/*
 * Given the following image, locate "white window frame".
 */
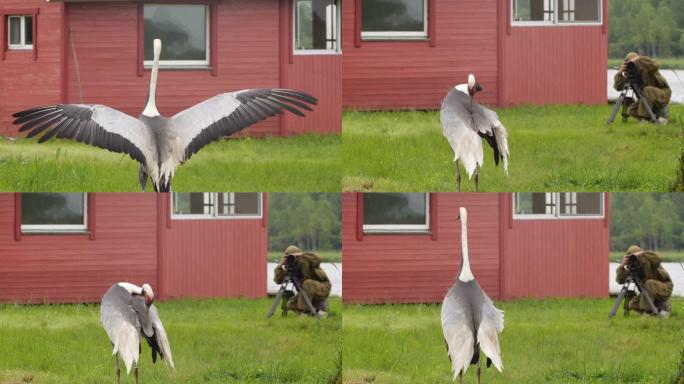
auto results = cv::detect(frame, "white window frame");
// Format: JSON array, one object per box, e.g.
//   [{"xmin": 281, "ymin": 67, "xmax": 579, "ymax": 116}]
[
  {"xmin": 293, "ymin": 0, "xmax": 342, "ymax": 55},
  {"xmin": 21, "ymin": 193, "xmax": 88, "ymax": 234},
  {"xmin": 143, "ymin": 4, "xmax": 210, "ymax": 68},
  {"xmin": 171, "ymin": 192, "xmax": 263, "ymax": 220},
  {"xmin": 512, "ymin": 193, "xmax": 604, "ymax": 220},
  {"xmin": 8, "ymin": 15, "xmax": 33, "ymax": 50},
  {"xmin": 361, "ymin": 0, "xmax": 428, "ymax": 40},
  {"xmin": 511, "ymin": 0, "xmax": 603, "ymax": 27},
  {"xmin": 363, "ymin": 193, "xmax": 430, "ymax": 233}
]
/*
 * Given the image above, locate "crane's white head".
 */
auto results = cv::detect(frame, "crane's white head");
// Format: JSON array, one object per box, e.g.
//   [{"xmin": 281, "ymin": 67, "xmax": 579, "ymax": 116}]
[
  {"xmin": 467, "ymin": 73, "xmax": 483, "ymax": 96},
  {"xmin": 456, "ymin": 207, "xmax": 474, "ymax": 282},
  {"xmin": 142, "ymin": 283, "xmax": 154, "ymax": 305}
]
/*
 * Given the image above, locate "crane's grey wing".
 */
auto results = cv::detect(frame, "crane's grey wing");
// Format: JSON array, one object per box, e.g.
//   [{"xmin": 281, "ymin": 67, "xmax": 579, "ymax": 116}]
[
  {"xmin": 441, "ymin": 92, "xmax": 484, "ymax": 178},
  {"xmin": 476, "ymin": 293, "xmax": 504, "ymax": 372},
  {"xmin": 148, "ymin": 304, "xmax": 175, "ymax": 369},
  {"xmin": 441, "ymin": 287, "xmax": 475, "ymax": 379},
  {"xmin": 100, "ymin": 286, "xmax": 141, "ymax": 374},
  {"xmin": 168, "ymin": 88, "xmax": 317, "ymax": 162},
  {"xmin": 12, "ymin": 105, "xmax": 155, "ymax": 166}
]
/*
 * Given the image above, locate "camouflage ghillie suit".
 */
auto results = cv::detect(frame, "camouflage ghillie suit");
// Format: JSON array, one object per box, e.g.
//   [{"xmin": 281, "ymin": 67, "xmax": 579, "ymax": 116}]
[
  {"xmin": 274, "ymin": 246, "xmax": 331, "ymax": 314},
  {"xmin": 613, "ymin": 53, "xmax": 671, "ymax": 120},
  {"xmin": 616, "ymin": 247, "xmax": 673, "ymax": 314}
]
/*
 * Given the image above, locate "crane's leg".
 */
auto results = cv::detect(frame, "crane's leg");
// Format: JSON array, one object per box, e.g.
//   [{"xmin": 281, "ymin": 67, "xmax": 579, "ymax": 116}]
[
  {"xmin": 458, "ymin": 370, "xmax": 463, "ymax": 384},
  {"xmin": 474, "ymin": 168, "xmax": 480, "ymax": 192},
  {"xmin": 455, "ymin": 160, "xmax": 462, "ymax": 192},
  {"xmin": 477, "ymin": 360, "xmax": 482, "ymax": 384},
  {"xmin": 114, "ymin": 355, "xmax": 120, "ymax": 384},
  {"xmin": 138, "ymin": 164, "xmax": 148, "ymax": 192},
  {"xmin": 134, "ymin": 362, "xmax": 139, "ymax": 384}
]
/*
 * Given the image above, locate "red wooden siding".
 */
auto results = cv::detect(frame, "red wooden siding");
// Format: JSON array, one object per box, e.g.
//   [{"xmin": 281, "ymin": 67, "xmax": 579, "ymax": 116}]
[
  {"xmin": 342, "ymin": 193, "xmax": 501, "ymax": 303},
  {"xmin": 343, "ymin": 192, "xmax": 610, "ymax": 304},
  {"xmin": 0, "ymin": 193, "xmax": 158, "ymax": 303},
  {"xmin": 499, "ymin": 194, "xmax": 610, "ymax": 299},
  {"xmin": 342, "ymin": 0, "xmax": 500, "ymax": 109},
  {"xmin": 0, "ymin": 1, "xmax": 64, "ymax": 135},
  {"xmin": 159, "ymin": 195, "xmax": 268, "ymax": 299}
]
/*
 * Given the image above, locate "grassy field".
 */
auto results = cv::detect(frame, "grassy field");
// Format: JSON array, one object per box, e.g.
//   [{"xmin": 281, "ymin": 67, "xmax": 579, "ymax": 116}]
[
  {"xmin": 0, "ymin": 298, "xmax": 341, "ymax": 384},
  {"xmin": 268, "ymin": 250, "xmax": 342, "ymax": 263},
  {"xmin": 342, "ymin": 299, "xmax": 684, "ymax": 384},
  {"xmin": 0, "ymin": 134, "xmax": 340, "ymax": 192},
  {"xmin": 610, "ymin": 251, "xmax": 684, "ymax": 263},
  {"xmin": 342, "ymin": 105, "xmax": 684, "ymax": 192},
  {"xmin": 608, "ymin": 57, "xmax": 684, "ymax": 70}
]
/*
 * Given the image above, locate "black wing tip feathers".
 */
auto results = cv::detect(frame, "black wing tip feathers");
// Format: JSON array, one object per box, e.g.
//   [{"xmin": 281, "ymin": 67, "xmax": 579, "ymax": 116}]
[{"xmin": 12, "ymin": 105, "xmax": 59, "ymax": 119}]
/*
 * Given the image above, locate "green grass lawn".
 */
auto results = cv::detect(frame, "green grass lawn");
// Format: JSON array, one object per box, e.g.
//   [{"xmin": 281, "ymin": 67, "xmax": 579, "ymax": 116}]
[
  {"xmin": 0, "ymin": 298, "xmax": 341, "ymax": 384},
  {"xmin": 0, "ymin": 134, "xmax": 340, "ymax": 192},
  {"xmin": 343, "ymin": 299, "xmax": 684, "ymax": 384},
  {"xmin": 342, "ymin": 105, "xmax": 684, "ymax": 192},
  {"xmin": 268, "ymin": 250, "xmax": 342, "ymax": 263},
  {"xmin": 610, "ymin": 251, "xmax": 684, "ymax": 263},
  {"xmin": 608, "ymin": 57, "xmax": 684, "ymax": 70}
]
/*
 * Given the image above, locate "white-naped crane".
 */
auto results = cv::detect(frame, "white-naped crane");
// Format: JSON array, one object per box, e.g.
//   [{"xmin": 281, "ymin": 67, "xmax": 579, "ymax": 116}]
[
  {"xmin": 101, "ymin": 282, "xmax": 174, "ymax": 384},
  {"xmin": 12, "ymin": 39, "xmax": 317, "ymax": 192},
  {"xmin": 441, "ymin": 74, "xmax": 509, "ymax": 192},
  {"xmin": 441, "ymin": 207, "xmax": 504, "ymax": 383}
]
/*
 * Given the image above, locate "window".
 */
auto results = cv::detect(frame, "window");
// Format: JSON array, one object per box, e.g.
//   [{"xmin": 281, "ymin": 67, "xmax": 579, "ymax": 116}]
[
  {"xmin": 21, "ymin": 193, "xmax": 87, "ymax": 233},
  {"xmin": 8, "ymin": 15, "xmax": 33, "ymax": 50},
  {"xmin": 363, "ymin": 193, "xmax": 429, "ymax": 232},
  {"xmin": 513, "ymin": 193, "xmax": 603, "ymax": 219},
  {"xmin": 294, "ymin": 0, "xmax": 340, "ymax": 53},
  {"xmin": 362, "ymin": 0, "xmax": 427, "ymax": 40},
  {"xmin": 172, "ymin": 193, "xmax": 262, "ymax": 219},
  {"xmin": 511, "ymin": 0, "xmax": 601, "ymax": 25},
  {"xmin": 144, "ymin": 5, "xmax": 209, "ymax": 67}
]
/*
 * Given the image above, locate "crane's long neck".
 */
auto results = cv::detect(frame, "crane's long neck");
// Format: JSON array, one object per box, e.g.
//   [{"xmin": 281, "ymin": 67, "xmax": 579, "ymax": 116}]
[
  {"xmin": 458, "ymin": 213, "xmax": 474, "ymax": 282},
  {"xmin": 142, "ymin": 44, "xmax": 160, "ymax": 117}
]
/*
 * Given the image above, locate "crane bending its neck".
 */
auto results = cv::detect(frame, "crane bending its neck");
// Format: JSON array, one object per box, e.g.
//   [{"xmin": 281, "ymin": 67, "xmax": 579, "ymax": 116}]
[
  {"xmin": 142, "ymin": 39, "xmax": 161, "ymax": 117},
  {"xmin": 458, "ymin": 207, "xmax": 475, "ymax": 282}
]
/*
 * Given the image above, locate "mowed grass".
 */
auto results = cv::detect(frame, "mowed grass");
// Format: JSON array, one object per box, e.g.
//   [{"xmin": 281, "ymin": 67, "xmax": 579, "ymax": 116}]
[
  {"xmin": 610, "ymin": 250, "xmax": 684, "ymax": 263},
  {"xmin": 0, "ymin": 134, "xmax": 340, "ymax": 192},
  {"xmin": 343, "ymin": 299, "xmax": 684, "ymax": 384},
  {"xmin": 268, "ymin": 250, "xmax": 342, "ymax": 263},
  {"xmin": 342, "ymin": 105, "xmax": 684, "ymax": 192},
  {"xmin": 0, "ymin": 298, "xmax": 341, "ymax": 384}
]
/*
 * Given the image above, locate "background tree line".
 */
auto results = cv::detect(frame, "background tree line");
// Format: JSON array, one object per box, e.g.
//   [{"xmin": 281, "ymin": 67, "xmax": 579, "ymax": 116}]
[
  {"xmin": 611, "ymin": 193, "xmax": 684, "ymax": 251},
  {"xmin": 609, "ymin": 0, "xmax": 684, "ymax": 58},
  {"xmin": 268, "ymin": 193, "xmax": 341, "ymax": 252}
]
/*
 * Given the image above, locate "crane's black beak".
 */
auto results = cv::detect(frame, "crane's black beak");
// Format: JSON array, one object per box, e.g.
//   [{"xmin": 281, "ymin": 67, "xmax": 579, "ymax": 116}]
[
  {"xmin": 454, "ymin": 214, "xmax": 460, "ymax": 221},
  {"xmin": 475, "ymin": 83, "xmax": 483, "ymax": 93}
]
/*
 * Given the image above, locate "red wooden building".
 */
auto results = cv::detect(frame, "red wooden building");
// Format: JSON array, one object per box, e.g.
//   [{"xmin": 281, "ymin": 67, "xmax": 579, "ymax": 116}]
[
  {"xmin": 343, "ymin": 192, "xmax": 610, "ymax": 303},
  {"xmin": 342, "ymin": 0, "xmax": 608, "ymax": 109},
  {"xmin": 0, "ymin": 192, "xmax": 268, "ymax": 303},
  {"xmin": 0, "ymin": 0, "xmax": 341, "ymax": 136}
]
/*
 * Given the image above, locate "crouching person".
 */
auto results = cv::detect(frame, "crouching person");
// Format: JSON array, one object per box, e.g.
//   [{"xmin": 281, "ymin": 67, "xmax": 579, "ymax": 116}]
[
  {"xmin": 274, "ymin": 245, "xmax": 331, "ymax": 317},
  {"xmin": 613, "ymin": 52, "xmax": 671, "ymax": 124},
  {"xmin": 616, "ymin": 245, "xmax": 673, "ymax": 315}
]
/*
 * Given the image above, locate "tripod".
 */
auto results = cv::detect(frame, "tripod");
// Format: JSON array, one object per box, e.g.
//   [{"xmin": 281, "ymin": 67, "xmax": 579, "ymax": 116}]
[
  {"xmin": 607, "ymin": 78, "xmax": 657, "ymax": 125},
  {"xmin": 266, "ymin": 276, "xmax": 322, "ymax": 319},
  {"xmin": 609, "ymin": 273, "xmax": 660, "ymax": 318}
]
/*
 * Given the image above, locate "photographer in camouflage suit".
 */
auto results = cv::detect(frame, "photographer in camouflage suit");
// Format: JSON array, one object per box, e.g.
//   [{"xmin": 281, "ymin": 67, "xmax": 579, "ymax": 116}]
[
  {"xmin": 616, "ymin": 245, "xmax": 673, "ymax": 315},
  {"xmin": 613, "ymin": 52, "xmax": 671, "ymax": 124},
  {"xmin": 274, "ymin": 245, "xmax": 331, "ymax": 316}
]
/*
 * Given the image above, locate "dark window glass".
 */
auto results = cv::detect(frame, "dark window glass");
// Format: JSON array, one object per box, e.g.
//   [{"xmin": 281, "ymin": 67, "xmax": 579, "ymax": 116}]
[
  {"xmin": 144, "ymin": 5, "xmax": 207, "ymax": 62},
  {"xmin": 559, "ymin": 193, "xmax": 602, "ymax": 216},
  {"xmin": 8, "ymin": 17, "xmax": 21, "ymax": 45},
  {"xmin": 24, "ymin": 16, "xmax": 33, "ymax": 45},
  {"xmin": 22, "ymin": 193, "xmax": 85, "ymax": 225},
  {"xmin": 173, "ymin": 193, "xmax": 212, "ymax": 215},
  {"xmin": 514, "ymin": 193, "xmax": 556, "ymax": 215},
  {"xmin": 362, "ymin": 0, "xmax": 425, "ymax": 32},
  {"xmin": 513, "ymin": 0, "xmax": 554, "ymax": 22},
  {"xmin": 558, "ymin": 0, "xmax": 599, "ymax": 22},
  {"xmin": 295, "ymin": 0, "xmax": 338, "ymax": 50},
  {"xmin": 364, "ymin": 193, "xmax": 427, "ymax": 225}
]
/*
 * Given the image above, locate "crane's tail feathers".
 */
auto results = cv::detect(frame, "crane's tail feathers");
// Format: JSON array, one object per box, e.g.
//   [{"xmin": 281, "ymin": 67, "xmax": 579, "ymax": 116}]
[
  {"xmin": 477, "ymin": 295, "xmax": 505, "ymax": 372},
  {"xmin": 149, "ymin": 305, "xmax": 175, "ymax": 370},
  {"xmin": 112, "ymin": 323, "xmax": 140, "ymax": 374},
  {"xmin": 493, "ymin": 121, "xmax": 509, "ymax": 176}
]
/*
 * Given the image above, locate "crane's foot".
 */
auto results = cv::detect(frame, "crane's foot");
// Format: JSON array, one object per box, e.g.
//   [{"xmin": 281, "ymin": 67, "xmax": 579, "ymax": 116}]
[
  {"xmin": 477, "ymin": 361, "xmax": 481, "ymax": 384},
  {"xmin": 134, "ymin": 365, "xmax": 139, "ymax": 384},
  {"xmin": 115, "ymin": 356, "xmax": 120, "ymax": 384}
]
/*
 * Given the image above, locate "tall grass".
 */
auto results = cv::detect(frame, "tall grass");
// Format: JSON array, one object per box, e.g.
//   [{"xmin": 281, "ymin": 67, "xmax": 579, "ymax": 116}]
[
  {"xmin": 342, "ymin": 105, "xmax": 684, "ymax": 192},
  {"xmin": 0, "ymin": 134, "xmax": 341, "ymax": 192},
  {"xmin": 343, "ymin": 299, "xmax": 684, "ymax": 384},
  {"xmin": 0, "ymin": 298, "xmax": 341, "ymax": 383}
]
